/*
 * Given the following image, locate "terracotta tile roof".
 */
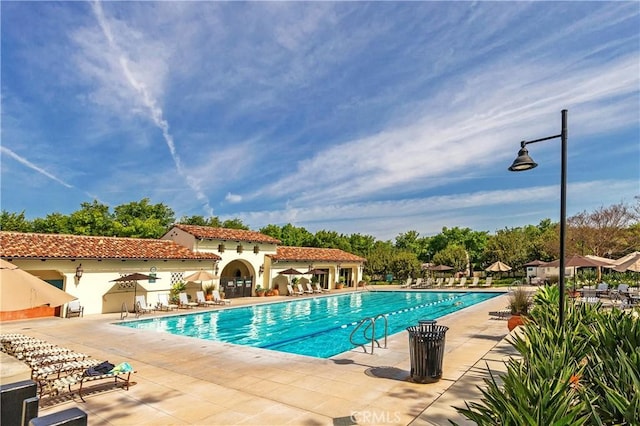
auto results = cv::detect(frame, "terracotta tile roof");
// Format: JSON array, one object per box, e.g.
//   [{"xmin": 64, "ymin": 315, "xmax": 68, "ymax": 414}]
[
  {"xmin": 0, "ymin": 231, "xmax": 221, "ymax": 261},
  {"xmin": 172, "ymin": 224, "xmax": 281, "ymax": 244},
  {"xmin": 270, "ymin": 246, "xmax": 366, "ymax": 263}
]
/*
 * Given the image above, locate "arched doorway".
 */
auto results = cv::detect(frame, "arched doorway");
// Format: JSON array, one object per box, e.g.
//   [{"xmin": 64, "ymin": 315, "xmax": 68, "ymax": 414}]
[{"xmin": 219, "ymin": 260, "xmax": 255, "ymax": 298}]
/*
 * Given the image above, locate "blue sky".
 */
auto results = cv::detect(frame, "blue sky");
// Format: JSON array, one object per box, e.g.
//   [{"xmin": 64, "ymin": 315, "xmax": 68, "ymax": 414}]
[{"xmin": 1, "ymin": 1, "xmax": 639, "ymax": 241}]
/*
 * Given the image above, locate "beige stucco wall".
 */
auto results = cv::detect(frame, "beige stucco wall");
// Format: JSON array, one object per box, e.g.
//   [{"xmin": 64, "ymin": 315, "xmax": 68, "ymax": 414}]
[{"xmin": 10, "ymin": 258, "xmax": 219, "ymax": 316}]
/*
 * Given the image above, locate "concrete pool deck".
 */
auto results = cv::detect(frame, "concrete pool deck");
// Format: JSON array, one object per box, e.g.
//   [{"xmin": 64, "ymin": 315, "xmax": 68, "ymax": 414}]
[{"xmin": 0, "ymin": 287, "xmax": 519, "ymax": 425}]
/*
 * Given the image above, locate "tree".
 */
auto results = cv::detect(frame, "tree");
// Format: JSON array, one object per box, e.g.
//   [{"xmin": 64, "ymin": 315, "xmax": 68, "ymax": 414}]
[
  {"xmin": 31, "ymin": 213, "xmax": 71, "ymax": 234},
  {"xmin": 429, "ymin": 227, "xmax": 488, "ymax": 272},
  {"xmin": 0, "ymin": 210, "xmax": 31, "ymax": 232},
  {"xmin": 67, "ymin": 201, "xmax": 114, "ymax": 236},
  {"xmin": 365, "ymin": 241, "xmax": 395, "ymax": 280},
  {"xmin": 178, "ymin": 215, "xmax": 222, "ymax": 227},
  {"xmin": 484, "ymin": 227, "xmax": 531, "ymax": 272},
  {"xmin": 567, "ymin": 202, "xmax": 639, "ymax": 257},
  {"xmin": 221, "ymin": 218, "xmax": 250, "ymax": 230},
  {"xmin": 112, "ymin": 199, "xmax": 175, "ymax": 238},
  {"xmin": 391, "ymin": 250, "xmax": 422, "ymax": 280},
  {"xmin": 309, "ymin": 230, "xmax": 351, "ymax": 251},
  {"xmin": 349, "ymin": 233, "xmax": 377, "ymax": 258},
  {"xmin": 432, "ymin": 244, "xmax": 468, "ymax": 274},
  {"xmin": 279, "ymin": 223, "xmax": 313, "ymax": 246}
]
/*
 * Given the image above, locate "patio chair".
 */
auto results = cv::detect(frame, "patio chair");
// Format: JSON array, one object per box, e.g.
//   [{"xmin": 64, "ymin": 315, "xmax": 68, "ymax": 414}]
[
  {"xmin": 307, "ymin": 283, "xmax": 321, "ymax": 294},
  {"xmin": 157, "ymin": 294, "xmax": 178, "ymax": 311},
  {"xmin": 178, "ymin": 292, "xmax": 198, "ymax": 309},
  {"xmin": 455, "ymin": 277, "xmax": 467, "ymax": 288},
  {"xmin": 400, "ymin": 277, "xmax": 413, "ymax": 288},
  {"xmin": 66, "ymin": 300, "xmax": 84, "ymax": 318},
  {"xmin": 135, "ymin": 295, "xmax": 155, "ymax": 314},
  {"xmin": 195, "ymin": 291, "xmax": 216, "ymax": 307},
  {"xmin": 410, "ymin": 278, "xmax": 423, "ymax": 288},
  {"xmin": 467, "ymin": 277, "xmax": 480, "ymax": 288},
  {"xmin": 287, "ymin": 284, "xmax": 302, "ymax": 296},
  {"xmin": 443, "ymin": 277, "xmax": 455, "ymax": 288},
  {"xmin": 212, "ymin": 290, "xmax": 231, "ymax": 305},
  {"xmin": 433, "ymin": 277, "xmax": 444, "ymax": 288},
  {"xmin": 315, "ymin": 283, "xmax": 330, "ymax": 293},
  {"xmin": 480, "ymin": 277, "xmax": 493, "ymax": 287},
  {"xmin": 298, "ymin": 283, "xmax": 313, "ymax": 294}
]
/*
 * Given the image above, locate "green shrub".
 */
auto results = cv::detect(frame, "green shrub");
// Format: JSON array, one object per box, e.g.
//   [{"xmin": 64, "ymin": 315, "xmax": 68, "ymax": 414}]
[{"xmin": 455, "ymin": 285, "xmax": 640, "ymax": 425}]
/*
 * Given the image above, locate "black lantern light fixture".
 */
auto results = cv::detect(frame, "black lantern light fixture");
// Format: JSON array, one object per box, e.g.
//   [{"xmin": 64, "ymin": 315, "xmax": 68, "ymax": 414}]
[
  {"xmin": 509, "ymin": 109, "xmax": 568, "ymax": 327},
  {"xmin": 259, "ymin": 265, "xmax": 264, "ymax": 275},
  {"xmin": 75, "ymin": 264, "xmax": 84, "ymax": 282}
]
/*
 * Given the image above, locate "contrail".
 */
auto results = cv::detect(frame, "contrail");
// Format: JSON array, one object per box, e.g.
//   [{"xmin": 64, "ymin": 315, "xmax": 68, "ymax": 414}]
[
  {"xmin": 1, "ymin": 146, "xmax": 103, "ymax": 202},
  {"xmin": 1, "ymin": 146, "xmax": 73, "ymax": 188},
  {"xmin": 91, "ymin": 0, "xmax": 214, "ymax": 216}
]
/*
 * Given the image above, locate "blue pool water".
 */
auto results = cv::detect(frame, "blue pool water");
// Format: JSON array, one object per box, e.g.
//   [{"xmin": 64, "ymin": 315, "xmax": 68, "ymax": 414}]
[{"xmin": 118, "ymin": 291, "xmax": 500, "ymax": 358}]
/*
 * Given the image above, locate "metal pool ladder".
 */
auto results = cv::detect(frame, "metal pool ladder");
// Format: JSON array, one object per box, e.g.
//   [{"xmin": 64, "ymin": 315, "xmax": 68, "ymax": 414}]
[{"xmin": 349, "ymin": 314, "xmax": 388, "ymax": 354}]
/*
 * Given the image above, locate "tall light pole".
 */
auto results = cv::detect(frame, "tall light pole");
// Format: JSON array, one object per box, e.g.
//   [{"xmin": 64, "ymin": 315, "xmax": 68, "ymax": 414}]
[{"xmin": 509, "ymin": 109, "xmax": 568, "ymax": 327}]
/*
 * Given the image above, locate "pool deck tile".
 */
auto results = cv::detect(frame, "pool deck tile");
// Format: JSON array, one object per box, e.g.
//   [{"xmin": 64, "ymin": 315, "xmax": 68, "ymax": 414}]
[{"xmin": 0, "ymin": 286, "xmax": 520, "ymax": 425}]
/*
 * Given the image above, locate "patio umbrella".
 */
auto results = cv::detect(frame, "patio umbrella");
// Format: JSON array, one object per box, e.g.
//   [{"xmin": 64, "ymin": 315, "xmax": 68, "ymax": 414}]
[
  {"xmin": 613, "ymin": 252, "xmax": 640, "ymax": 273},
  {"xmin": 485, "ymin": 261, "xmax": 512, "ymax": 272},
  {"xmin": 184, "ymin": 270, "xmax": 216, "ymax": 282},
  {"xmin": 306, "ymin": 268, "xmax": 328, "ymax": 275},
  {"xmin": 0, "ymin": 259, "xmax": 76, "ymax": 311},
  {"xmin": 110, "ymin": 273, "xmax": 159, "ymax": 310},
  {"xmin": 428, "ymin": 264, "xmax": 453, "ymax": 271},
  {"xmin": 278, "ymin": 268, "xmax": 304, "ymax": 276},
  {"xmin": 523, "ymin": 259, "xmax": 545, "ymax": 267},
  {"xmin": 543, "ymin": 255, "xmax": 611, "ymax": 291}
]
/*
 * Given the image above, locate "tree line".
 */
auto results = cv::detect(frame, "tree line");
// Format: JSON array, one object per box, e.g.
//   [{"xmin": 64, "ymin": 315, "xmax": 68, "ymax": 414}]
[{"xmin": 1, "ymin": 197, "xmax": 638, "ymax": 280}]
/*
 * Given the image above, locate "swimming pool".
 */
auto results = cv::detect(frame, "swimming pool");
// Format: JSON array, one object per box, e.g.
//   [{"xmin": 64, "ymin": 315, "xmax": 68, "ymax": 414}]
[{"xmin": 119, "ymin": 291, "xmax": 500, "ymax": 358}]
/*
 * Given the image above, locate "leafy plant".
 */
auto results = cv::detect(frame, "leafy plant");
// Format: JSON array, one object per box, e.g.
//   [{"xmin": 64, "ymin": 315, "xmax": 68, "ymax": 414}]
[
  {"xmin": 169, "ymin": 281, "xmax": 186, "ymax": 304},
  {"xmin": 455, "ymin": 284, "xmax": 640, "ymax": 425}
]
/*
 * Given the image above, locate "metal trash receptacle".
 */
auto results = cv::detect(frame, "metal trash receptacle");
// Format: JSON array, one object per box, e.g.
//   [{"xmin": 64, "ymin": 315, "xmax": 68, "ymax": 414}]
[{"xmin": 407, "ymin": 320, "xmax": 448, "ymax": 383}]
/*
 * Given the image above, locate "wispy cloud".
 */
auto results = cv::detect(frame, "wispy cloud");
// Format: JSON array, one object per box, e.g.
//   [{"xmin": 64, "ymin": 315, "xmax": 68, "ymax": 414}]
[{"xmin": 79, "ymin": 1, "xmax": 214, "ymax": 216}]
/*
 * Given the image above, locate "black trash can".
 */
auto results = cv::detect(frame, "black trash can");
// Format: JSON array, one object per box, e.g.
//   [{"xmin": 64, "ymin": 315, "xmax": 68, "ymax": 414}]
[{"xmin": 407, "ymin": 320, "xmax": 448, "ymax": 383}]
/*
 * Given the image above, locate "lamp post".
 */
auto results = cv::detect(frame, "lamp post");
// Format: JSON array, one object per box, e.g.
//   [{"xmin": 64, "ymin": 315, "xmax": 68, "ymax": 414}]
[{"xmin": 509, "ymin": 109, "xmax": 568, "ymax": 327}]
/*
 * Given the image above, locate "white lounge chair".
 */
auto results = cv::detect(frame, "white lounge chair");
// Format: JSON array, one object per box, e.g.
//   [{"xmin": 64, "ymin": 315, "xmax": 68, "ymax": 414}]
[
  {"xmin": 298, "ymin": 283, "xmax": 313, "ymax": 294},
  {"xmin": 212, "ymin": 290, "xmax": 231, "ymax": 305},
  {"xmin": 400, "ymin": 278, "xmax": 413, "ymax": 288},
  {"xmin": 315, "ymin": 283, "xmax": 330, "ymax": 293},
  {"xmin": 433, "ymin": 277, "xmax": 443, "ymax": 288},
  {"xmin": 287, "ymin": 284, "xmax": 302, "ymax": 296},
  {"xmin": 157, "ymin": 294, "xmax": 178, "ymax": 311},
  {"xmin": 455, "ymin": 277, "xmax": 467, "ymax": 288},
  {"xmin": 411, "ymin": 278, "xmax": 423, "ymax": 288},
  {"xmin": 307, "ymin": 283, "xmax": 321, "ymax": 294},
  {"xmin": 467, "ymin": 277, "xmax": 480, "ymax": 288},
  {"xmin": 135, "ymin": 295, "xmax": 155, "ymax": 313},
  {"xmin": 195, "ymin": 291, "xmax": 216, "ymax": 307},
  {"xmin": 178, "ymin": 292, "xmax": 198, "ymax": 309},
  {"xmin": 480, "ymin": 277, "xmax": 493, "ymax": 288},
  {"xmin": 443, "ymin": 277, "xmax": 455, "ymax": 288}
]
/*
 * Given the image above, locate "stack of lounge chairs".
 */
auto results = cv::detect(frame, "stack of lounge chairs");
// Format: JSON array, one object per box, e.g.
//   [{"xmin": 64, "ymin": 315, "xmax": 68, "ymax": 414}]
[{"xmin": 1, "ymin": 333, "xmax": 134, "ymax": 403}]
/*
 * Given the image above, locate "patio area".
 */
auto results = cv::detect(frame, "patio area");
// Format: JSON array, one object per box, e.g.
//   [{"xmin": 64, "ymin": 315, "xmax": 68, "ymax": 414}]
[{"xmin": 1, "ymin": 287, "xmax": 516, "ymax": 425}]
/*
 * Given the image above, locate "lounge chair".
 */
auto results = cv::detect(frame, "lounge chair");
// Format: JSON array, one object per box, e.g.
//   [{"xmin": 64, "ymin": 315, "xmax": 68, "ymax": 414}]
[
  {"xmin": 432, "ymin": 277, "xmax": 443, "ymax": 288},
  {"xmin": 443, "ymin": 277, "xmax": 455, "ymax": 288},
  {"xmin": 489, "ymin": 309, "xmax": 511, "ymax": 319},
  {"xmin": 467, "ymin": 277, "xmax": 480, "ymax": 288},
  {"xmin": 410, "ymin": 278, "xmax": 423, "ymax": 288},
  {"xmin": 455, "ymin": 277, "xmax": 467, "ymax": 288},
  {"xmin": 287, "ymin": 284, "xmax": 302, "ymax": 296},
  {"xmin": 178, "ymin": 292, "xmax": 198, "ymax": 309},
  {"xmin": 195, "ymin": 291, "xmax": 216, "ymax": 307},
  {"xmin": 298, "ymin": 283, "xmax": 313, "ymax": 294},
  {"xmin": 212, "ymin": 290, "xmax": 231, "ymax": 305},
  {"xmin": 315, "ymin": 283, "xmax": 330, "ymax": 293},
  {"xmin": 135, "ymin": 295, "xmax": 155, "ymax": 314},
  {"xmin": 66, "ymin": 300, "xmax": 84, "ymax": 318},
  {"xmin": 400, "ymin": 277, "xmax": 413, "ymax": 288},
  {"xmin": 480, "ymin": 277, "xmax": 493, "ymax": 288},
  {"xmin": 157, "ymin": 294, "xmax": 178, "ymax": 311},
  {"xmin": 307, "ymin": 283, "xmax": 321, "ymax": 294}
]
